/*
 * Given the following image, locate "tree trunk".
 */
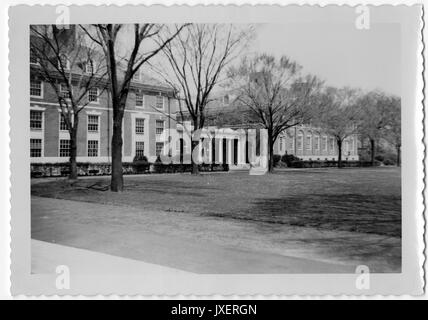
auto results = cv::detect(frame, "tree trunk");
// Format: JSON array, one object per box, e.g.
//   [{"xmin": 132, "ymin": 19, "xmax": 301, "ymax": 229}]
[
  {"xmin": 268, "ymin": 133, "xmax": 274, "ymax": 173},
  {"xmin": 370, "ymin": 138, "xmax": 376, "ymax": 166},
  {"xmin": 69, "ymin": 128, "xmax": 78, "ymax": 180},
  {"xmin": 396, "ymin": 145, "xmax": 401, "ymax": 167},
  {"xmin": 191, "ymin": 140, "xmax": 199, "ymax": 174},
  {"xmin": 191, "ymin": 118, "xmax": 200, "ymax": 175},
  {"xmin": 337, "ymin": 139, "xmax": 343, "ymax": 168},
  {"xmin": 110, "ymin": 106, "xmax": 125, "ymax": 192}
]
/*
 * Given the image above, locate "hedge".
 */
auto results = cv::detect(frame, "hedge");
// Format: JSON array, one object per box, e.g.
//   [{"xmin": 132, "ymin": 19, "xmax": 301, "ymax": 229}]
[{"xmin": 31, "ymin": 161, "xmax": 229, "ymax": 178}]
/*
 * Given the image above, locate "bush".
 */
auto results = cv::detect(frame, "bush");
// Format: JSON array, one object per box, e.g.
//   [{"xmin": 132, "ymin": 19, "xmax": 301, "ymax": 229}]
[
  {"xmin": 281, "ymin": 154, "xmax": 299, "ymax": 167},
  {"xmin": 375, "ymin": 155, "xmax": 384, "ymax": 162},
  {"xmin": 132, "ymin": 155, "xmax": 150, "ymax": 173},
  {"xmin": 383, "ymin": 159, "xmax": 395, "ymax": 166},
  {"xmin": 273, "ymin": 154, "xmax": 282, "ymax": 167}
]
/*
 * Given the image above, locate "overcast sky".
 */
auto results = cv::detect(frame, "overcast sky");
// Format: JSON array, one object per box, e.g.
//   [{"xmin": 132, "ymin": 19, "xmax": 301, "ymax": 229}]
[{"xmin": 249, "ymin": 23, "xmax": 401, "ymax": 97}]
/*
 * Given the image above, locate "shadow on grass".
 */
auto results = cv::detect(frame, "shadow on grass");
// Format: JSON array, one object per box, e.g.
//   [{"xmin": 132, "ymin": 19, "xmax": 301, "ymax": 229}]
[{"xmin": 203, "ymin": 193, "xmax": 401, "ymax": 238}]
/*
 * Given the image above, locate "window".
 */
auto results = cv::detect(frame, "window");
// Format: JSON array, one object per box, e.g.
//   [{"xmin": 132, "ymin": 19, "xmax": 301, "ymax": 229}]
[
  {"xmin": 60, "ymin": 115, "xmax": 68, "ymax": 131},
  {"xmin": 135, "ymin": 118, "xmax": 145, "ymax": 134},
  {"xmin": 87, "ymin": 140, "xmax": 98, "ymax": 157},
  {"xmin": 288, "ymin": 137, "xmax": 294, "ymax": 151},
  {"xmin": 297, "ymin": 133, "xmax": 303, "ymax": 150},
  {"xmin": 59, "ymin": 139, "xmax": 70, "ymax": 157},
  {"xmin": 156, "ymin": 142, "xmax": 164, "ymax": 156},
  {"xmin": 156, "ymin": 95, "xmax": 164, "ymax": 109},
  {"xmin": 133, "ymin": 70, "xmax": 141, "ymax": 81},
  {"xmin": 136, "ymin": 92, "xmax": 144, "ymax": 107},
  {"xmin": 30, "ymin": 80, "xmax": 42, "ymax": 97},
  {"xmin": 88, "ymin": 87, "xmax": 99, "ymax": 103},
  {"xmin": 30, "ymin": 139, "xmax": 42, "ymax": 157},
  {"xmin": 30, "ymin": 51, "xmax": 38, "ymax": 64},
  {"xmin": 314, "ymin": 136, "xmax": 320, "ymax": 150},
  {"xmin": 306, "ymin": 135, "xmax": 312, "ymax": 151},
  {"xmin": 330, "ymin": 138, "xmax": 335, "ymax": 152},
  {"xmin": 30, "ymin": 110, "xmax": 43, "ymax": 130},
  {"xmin": 60, "ymin": 83, "xmax": 72, "ymax": 99},
  {"xmin": 58, "ymin": 54, "xmax": 70, "ymax": 70},
  {"xmin": 135, "ymin": 141, "xmax": 145, "ymax": 157},
  {"xmin": 156, "ymin": 120, "xmax": 164, "ymax": 135},
  {"xmin": 85, "ymin": 60, "xmax": 94, "ymax": 74},
  {"xmin": 87, "ymin": 115, "xmax": 99, "ymax": 132},
  {"xmin": 279, "ymin": 137, "xmax": 283, "ymax": 151}
]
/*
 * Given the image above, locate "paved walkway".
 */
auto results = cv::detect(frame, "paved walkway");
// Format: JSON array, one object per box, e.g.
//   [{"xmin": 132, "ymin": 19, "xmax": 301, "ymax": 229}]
[
  {"xmin": 32, "ymin": 239, "xmax": 191, "ymax": 275},
  {"xmin": 31, "ymin": 196, "xmax": 365, "ymax": 274}
]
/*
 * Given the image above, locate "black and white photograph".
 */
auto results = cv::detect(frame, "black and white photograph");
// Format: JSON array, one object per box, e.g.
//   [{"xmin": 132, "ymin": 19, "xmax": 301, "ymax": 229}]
[{"xmin": 6, "ymin": 4, "xmax": 424, "ymax": 296}]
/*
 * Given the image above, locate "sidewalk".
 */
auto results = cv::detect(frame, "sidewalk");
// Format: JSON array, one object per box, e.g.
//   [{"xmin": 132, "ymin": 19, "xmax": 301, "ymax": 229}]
[
  {"xmin": 31, "ymin": 196, "xmax": 359, "ymax": 274},
  {"xmin": 32, "ymin": 239, "xmax": 191, "ymax": 275}
]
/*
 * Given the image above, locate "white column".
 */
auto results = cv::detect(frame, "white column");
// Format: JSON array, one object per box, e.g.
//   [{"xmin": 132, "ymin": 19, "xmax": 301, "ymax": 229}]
[
  {"xmin": 227, "ymin": 138, "xmax": 233, "ymax": 165},
  {"xmin": 218, "ymin": 137, "xmax": 223, "ymax": 164}
]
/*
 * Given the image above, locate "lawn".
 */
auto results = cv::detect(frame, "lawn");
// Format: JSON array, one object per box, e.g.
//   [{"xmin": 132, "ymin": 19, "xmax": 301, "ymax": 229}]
[{"xmin": 32, "ymin": 167, "xmax": 401, "ymax": 238}]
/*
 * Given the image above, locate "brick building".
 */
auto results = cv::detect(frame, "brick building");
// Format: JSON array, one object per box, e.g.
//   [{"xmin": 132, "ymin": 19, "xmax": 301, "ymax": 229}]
[{"xmin": 30, "ymin": 63, "xmax": 178, "ymax": 164}]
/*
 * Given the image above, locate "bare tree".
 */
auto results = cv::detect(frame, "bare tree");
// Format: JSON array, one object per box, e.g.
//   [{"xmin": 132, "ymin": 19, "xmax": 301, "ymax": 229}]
[
  {"xmin": 228, "ymin": 54, "xmax": 323, "ymax": 172},
  {"xmin": 30, "ymin": 25, "xmax": 108, "ymax": 179},
  {"xmin": 154, "ymin": 24, "xmax": 254, "ymax": 174},
  {"xmin": 315, "ymin": 87, "xmax": 361, "ymax": 168},
  {"xmin": 81, "ymin": 24, "xmax": 187, "ymax": 191},
  {"xmin": 356, "ymin": 91, "xmax": 395, "ymax": 166},
  {"xmin": 382, "ymin": 96, "xmax": 401, "ymax": 166}
]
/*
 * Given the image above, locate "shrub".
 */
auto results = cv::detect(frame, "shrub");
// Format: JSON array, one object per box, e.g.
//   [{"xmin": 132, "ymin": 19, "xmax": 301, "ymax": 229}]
[
  {"xmin": 383, "ymin": 159, "xmax": 395, "ymax": 166},
  {"xmin": 281, "ymin": 154, "xmax": 299, "ymax": 167},
  {"xmin": 133, "ymin": 155, "xmax": 148, "ymax": 163},
  {"xmin": 273, "ymin": 154, "xmax": 282, "ymax": 167}
]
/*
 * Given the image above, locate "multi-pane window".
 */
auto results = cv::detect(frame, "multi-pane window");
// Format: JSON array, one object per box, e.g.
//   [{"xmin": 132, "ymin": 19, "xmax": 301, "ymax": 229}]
[
  {"xmin": 323, "ymin": 136, "xmax": 328, "ymax": 151},
  {"xmin": 279, "ymin": 137, "xmax": 283, "ymax": 152},
  {"xmin": 135, "ymin": 141, "xmax": 145, "ymax": 157},
  {"xmin": 58, "ymin": 54, "xmax": 70, "ymax": 70},
  {"xmin": 329, "ymin": 138, "xmax": 335, "ymax": 152},
  {"xmin": 88, "ymin": 87, "xmax": 99, "ymax": 102},
  {"xmin": 60, "ymin": 115, "xmax": 68, "ymax": 131},
  {"xmin": 156, "ymin": 120, "xmax": 164, "ymax": 135},
  {"xmin": 30, "ymin": 110, "xmax": 43, "ymax": 130},
  {"xmin": 85, "ymin": 60, "xmax": 94, "ymax": 74},
  {"xmin": 135, "ymin": 118, "xmax": 145, "ymax": 134},
  {"xmin": 314, "ymin": 136, "xmax": 320, "ymax": 150},
  {"xmin": 87, "ymin": 115, "xmax": 99, "ymax": 132},
  {"xmin": 136, "ymin": 92, "xmax": 144, "ymax": 107},
  {"xmin": 156, "ymin": 95, "xmax": 164, "ymax": 109},
  {"xmin": 87, "ymin": 140, "xmax": 98, "ymax": 157},
  {"xmin": 297, "ymin": 134, "xmax": 303, "ymax": 150},
  {"xmin": 30, "ymin": 51, "xmax": 38, "ymax": 64},
  {"xmin": 30, "ymin": 80, "xmax": 42, "ymax": 97},
  {"xmin": 133, "ymin": 70, "xmax": 141, "ymax": 81},
  {"xmin": 306, "ymin": 135, "xmax": 312, "ymax": 151},
  {"xmin": 60, "ymin": 83, "xmax": 72, "ymax": 99},
  {"xmin": 156, "ymin": 142, "xmax": 164, "ymax": 156},
  {"xmin": 30, "ymin": 139, "xmax": 42, "ymax": 157},
  {"xmin": 59, "ymin": 139, "xmax": 70, "ymax": 157}
]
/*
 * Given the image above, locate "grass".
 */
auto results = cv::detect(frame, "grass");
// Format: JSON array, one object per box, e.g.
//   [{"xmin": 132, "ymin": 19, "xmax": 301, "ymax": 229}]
[{"xmin": 31, "ymin": 167, "xmax": 401, "ymax": 238}]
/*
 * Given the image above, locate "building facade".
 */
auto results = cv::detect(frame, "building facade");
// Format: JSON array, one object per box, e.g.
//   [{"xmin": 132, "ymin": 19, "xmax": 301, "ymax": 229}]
[
  {"xmin": 30, "ymin": 64, "xmax": 178, "ymax": 164},
  {"xmin": 273, "ymin": 125, "xmax": 359, "ymax": 161}
]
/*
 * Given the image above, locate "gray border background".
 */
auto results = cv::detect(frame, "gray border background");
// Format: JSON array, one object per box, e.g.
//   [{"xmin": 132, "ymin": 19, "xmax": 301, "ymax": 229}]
[{"xmin": 9, "ymin": 4, "xmax": 424, "ymax": 295}]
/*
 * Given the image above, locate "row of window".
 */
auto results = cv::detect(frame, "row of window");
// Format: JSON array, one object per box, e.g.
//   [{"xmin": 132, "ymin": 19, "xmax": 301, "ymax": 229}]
[
  {"xmin": 31, "ymin": 80, "xmax": 99, "ymax": 103},
  {"xmin": 279, "ymin": 134, "xmax": 355, "ymax": 153},
  {"xmin": 31, "ymin": 111, "xmax": 165, "ymax": 136},
  {"xmin": 30, "ymin": 80, "xmax": 165, "ymax": 109},
  {"xmin": 30, "ymin": 52, "xmax": 96, "ymax": 75},
  {"xmin": 30, "ymin": 138, "xmax": 165, "ymax": 158}
]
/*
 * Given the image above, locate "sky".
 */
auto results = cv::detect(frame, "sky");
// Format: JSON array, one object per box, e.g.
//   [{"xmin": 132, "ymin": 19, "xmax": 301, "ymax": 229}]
[{"xmin": 248, "ymin": 23, "xmax": 401, "ymax": 97}]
